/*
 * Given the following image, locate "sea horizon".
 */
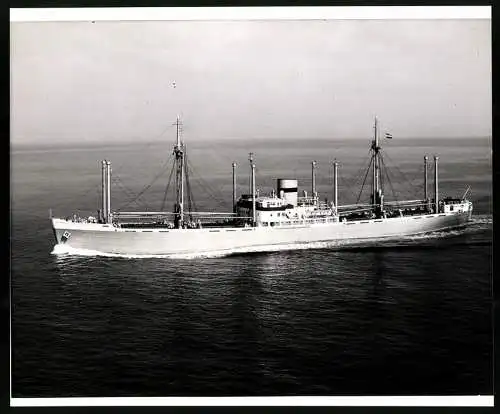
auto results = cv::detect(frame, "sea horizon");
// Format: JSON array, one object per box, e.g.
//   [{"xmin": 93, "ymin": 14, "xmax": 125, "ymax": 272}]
[{"xmin": 10, "ymin": 135, "xmax": 493, "ymax": 153}]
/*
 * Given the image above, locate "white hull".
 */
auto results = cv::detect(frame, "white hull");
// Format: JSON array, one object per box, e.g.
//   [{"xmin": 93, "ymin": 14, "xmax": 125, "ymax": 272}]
[{"xmin": 51, "ymin": 211, "xmax": 471, "ymax": 256}]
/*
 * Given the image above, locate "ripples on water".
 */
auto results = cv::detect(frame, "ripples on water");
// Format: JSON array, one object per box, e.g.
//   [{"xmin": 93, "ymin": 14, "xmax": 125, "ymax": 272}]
[
  {"xmin": 11, "ymin": 139, "xmax": 492, "ymax": 397},
  {"xmin": 12, "ymin": 216, "xmax": 492, "ymax": 397}
]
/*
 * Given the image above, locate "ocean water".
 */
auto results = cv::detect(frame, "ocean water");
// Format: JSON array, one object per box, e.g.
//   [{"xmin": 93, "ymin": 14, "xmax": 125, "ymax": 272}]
[{"xmin": 11, "ymin": 137, "xmax": 492, "ymax": 397}]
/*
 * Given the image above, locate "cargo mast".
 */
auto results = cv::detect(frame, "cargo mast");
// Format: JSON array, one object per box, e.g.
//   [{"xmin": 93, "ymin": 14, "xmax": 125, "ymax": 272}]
[
  {"xmin": 311, "ymin": 160, "xmax": 317, "ymax": 204},
  {"xmin": 174, "ymin": 115, "xmax": 184, "ymax": 228},
  {"xmin": 424, "ymin": 155, "xmax": 429, "ymax": 211},
  {"xmin": 101, "ymin": 160, "xmax": 107, "ymax": 223},
  {"xmin": 101, "ymin": 160, "xmax": 111, "ymax": 224},
  {"xmin": 249, "ymin": 152, "xmax": 256, "ymax": 226},
  {"xmin": 232, "ymin": 162, "xmax": 237, "ymax": 213},
  {"xmin": 371, "ymin": 117, "xmax": 382, "ymax": 216},
  {"xmin": 106, "ymin": 160, "xmax": 111, "ymax": 223},
  {"xmin": 434, "ymin": 156, "xmax": 439, "ymax": 214},
  {"xmin": 333, "ymin": 160, "xmax": 338, "ymax": 213}
]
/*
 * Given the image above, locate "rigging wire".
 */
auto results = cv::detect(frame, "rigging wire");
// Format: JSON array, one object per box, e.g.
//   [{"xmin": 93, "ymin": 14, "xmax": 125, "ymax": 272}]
[
  {"xmin": 189, "ymin": 179, "xmax": 229, "ymax": 210},
  {"xmin": 113, "ymin": 175, "xmax": 149, "ymax": 210},
  {"xmin": 110, "ymin": 123, "xmax": 176, "ymax": 179},
  {"xmin": 379, "ymin": 153, "xmax": 399, "ymax": 203},
  {"xmin": 115, "ymin": 155, "xmax": 173, "ymax": 211},
  {"xmin": 335, "ymin": 151, "xmax": 372, "ymax": 201},
  {"xmin": 75, "ymin": 160, "xmax": 117, "ymax": 205},
  {"xmin": 185, "ymin": 166, "xmax": 197, "ymax": 218},
  {"xmin": 79, "ymin": 177, "xmax": 102, "ymax": 203},
  {"xmin": 338, "ymin": 157, "xmax": 370, "ymax": 199},
  {"xmin": 351, "ymin": 151, "xmax": 374, "ymax": 187},
  {"xmin": 384, "ymin": 164, "xmax": 420, "ymax": 200},
  {"xmin": 159, "ymin": 161, "xmax": 176, "ymax": 212},
  {"xmin": 379, "ymin": 154, "xmax": 385, "ymax": 195},
  {"xmin": 356, "ymin": 155, "xmax": 374, "ymax": 205},
  {"xmin": 184, "ymin": 149, "xmax": 198, "ymax": 218},
  {"xmin": 70, "ymin": 123, "xmax": 177, "ymax": 210},
  {"xmin": 207, "ymin": 174, "xmax": 232, "ymax": 206},
  {"xmin": 204, "ymin": 143, "xmax": 237, "ymax": 173},
  {"xmin": 382, "ymin": 151, "xmax": 423, "ymax": 198},
  {"xmin": 338, "ymin": 170, "xmax": 363, "ymax": 201},
  {"xmin": 336, "ymin": 151, "xmax": 374, "ymax": 203},
  {"xmin": 187, "ymin": 159, "xmax": 231, "ymax": 210},
  {"xmin": 95, "ymin": 185, "xmax": 100, "ymax": 212}
]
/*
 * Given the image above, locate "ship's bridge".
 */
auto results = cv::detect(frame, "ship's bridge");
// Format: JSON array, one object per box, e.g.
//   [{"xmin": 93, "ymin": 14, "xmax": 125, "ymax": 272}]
[
  {"xmin": 255, "ymin": 197, "xmax": 293, "ymax": 226},
  {"xmin": 236, "ymin": 194, "xmax": 292, "ymax": 211},
  {"xmin": 256, "ymin": 197, "xmax": 288, "ymax": 210}
]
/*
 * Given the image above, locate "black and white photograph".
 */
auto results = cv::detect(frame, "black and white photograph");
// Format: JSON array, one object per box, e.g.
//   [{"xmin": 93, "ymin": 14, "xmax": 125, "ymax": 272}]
[{"xmin": 10, "ymin": 6, "xmax": 493, "ymax": 406}]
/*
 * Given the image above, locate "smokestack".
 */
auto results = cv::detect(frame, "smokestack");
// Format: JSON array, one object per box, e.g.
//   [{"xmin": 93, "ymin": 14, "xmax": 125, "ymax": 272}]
[
  {"xmin": 232, "ymin": 162, "xmax": 237, "ymax": 213},
  {"xmin": 434, "ymin": 156, "xmax": 439, "ymax": 214}
]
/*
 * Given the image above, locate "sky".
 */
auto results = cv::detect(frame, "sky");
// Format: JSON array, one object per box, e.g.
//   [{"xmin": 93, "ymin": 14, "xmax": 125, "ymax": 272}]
[{"xmin": 10, "ymin": 17, "xmax": 491, "ymax": 145}]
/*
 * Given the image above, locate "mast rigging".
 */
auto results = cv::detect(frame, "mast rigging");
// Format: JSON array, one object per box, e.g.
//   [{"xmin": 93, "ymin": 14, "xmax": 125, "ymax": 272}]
[{"xmin": 173, "ymin": 115, "xmax": 185, "ymax": 228}]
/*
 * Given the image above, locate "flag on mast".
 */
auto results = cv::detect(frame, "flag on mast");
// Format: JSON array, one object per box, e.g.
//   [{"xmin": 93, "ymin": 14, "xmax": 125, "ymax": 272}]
[{"xmin": 385, "ymin": 132, "xmax": 393, "ymax": 139}]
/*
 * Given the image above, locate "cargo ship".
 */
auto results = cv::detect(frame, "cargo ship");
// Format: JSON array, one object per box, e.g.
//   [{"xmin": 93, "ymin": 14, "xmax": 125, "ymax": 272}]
[{"xmin": 50, "ymin": 117, "xmax": 473, "ymax": 255}]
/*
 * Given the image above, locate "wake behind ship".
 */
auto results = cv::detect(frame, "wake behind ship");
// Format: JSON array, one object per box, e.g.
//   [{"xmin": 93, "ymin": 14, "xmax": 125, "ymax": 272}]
[{"xmin": 51, "ymin": 117, "xmax": 473, "ymax": 256}]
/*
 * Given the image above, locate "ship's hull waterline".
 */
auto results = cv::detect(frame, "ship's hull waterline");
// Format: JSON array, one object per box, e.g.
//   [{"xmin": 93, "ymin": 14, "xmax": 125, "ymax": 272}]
[{"xmin": 51, "ymin": 211, "xmax": 471, "ymax": 256}]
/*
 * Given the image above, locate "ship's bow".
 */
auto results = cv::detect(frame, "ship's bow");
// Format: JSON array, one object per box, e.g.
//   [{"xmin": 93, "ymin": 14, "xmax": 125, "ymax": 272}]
[{"xmin": 51, "ymin": 218, "xmax": 70, "ymax": 245}]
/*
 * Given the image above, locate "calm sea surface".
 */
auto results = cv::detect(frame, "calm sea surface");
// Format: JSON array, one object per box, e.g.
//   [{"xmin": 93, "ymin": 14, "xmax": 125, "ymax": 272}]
[{"xmin": 11, "ymin": 137, "xmax": 492, "ymax": 396}]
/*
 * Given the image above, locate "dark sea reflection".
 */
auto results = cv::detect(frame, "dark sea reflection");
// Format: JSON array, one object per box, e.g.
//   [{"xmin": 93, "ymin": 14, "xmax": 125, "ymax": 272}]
[{"xmin": 11, "ymin": 138, "xmax": 492, "ymax": 397}]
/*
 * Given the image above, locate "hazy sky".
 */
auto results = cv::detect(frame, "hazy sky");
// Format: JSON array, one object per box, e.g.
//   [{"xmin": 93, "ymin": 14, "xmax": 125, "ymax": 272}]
[{"xmin": 10, "ymin": 18, "xmax": 491, "ymax": 144}]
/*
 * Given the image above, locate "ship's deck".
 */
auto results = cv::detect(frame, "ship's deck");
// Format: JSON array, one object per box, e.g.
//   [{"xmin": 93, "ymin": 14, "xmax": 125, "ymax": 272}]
[
  {"xmin": 60, "ymin": 203, "xmax": 445, "ymax": 230},
  {"xmin": 117, "ymin": 220, "xmax": 247, "ymax": 229}
]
